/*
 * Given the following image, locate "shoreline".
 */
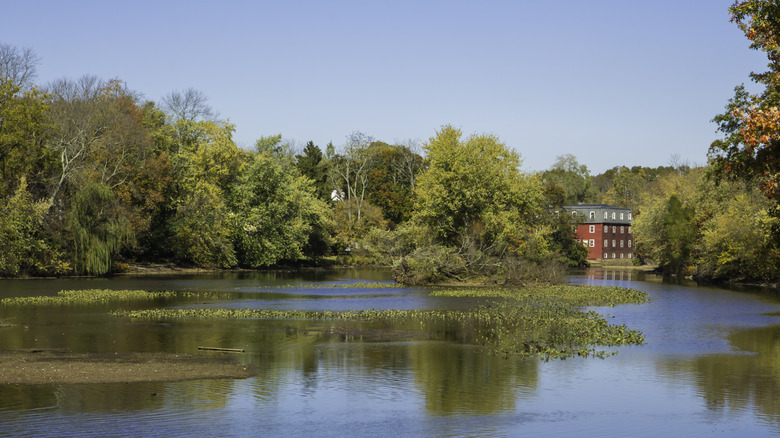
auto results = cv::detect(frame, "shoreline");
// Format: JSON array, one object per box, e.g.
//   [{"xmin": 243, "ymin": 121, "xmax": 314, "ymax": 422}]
[{"xmin": 0, "ymin": 350, "xmax": 256, "ymax": 385}]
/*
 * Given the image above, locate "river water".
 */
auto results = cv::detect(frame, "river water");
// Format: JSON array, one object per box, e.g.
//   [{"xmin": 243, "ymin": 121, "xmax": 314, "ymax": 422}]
[{"xmin": 1, "ymin": 268, "xmax": 780, "ymax": 437}]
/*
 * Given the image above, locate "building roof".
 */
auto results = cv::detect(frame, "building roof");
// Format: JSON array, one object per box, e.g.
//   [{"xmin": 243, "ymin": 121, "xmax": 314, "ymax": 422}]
[{"xmin": 561, "ymin": 204, "xmax": 632, "ymax": 224}]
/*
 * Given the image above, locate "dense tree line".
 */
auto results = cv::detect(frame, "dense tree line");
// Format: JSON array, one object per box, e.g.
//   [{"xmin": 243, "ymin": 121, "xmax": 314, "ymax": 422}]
[
  {"xmin": 531, "ymin": 1, "xmax": 780, "ymax": 284},
  {"xmin": 0, "ymin": 44, "xmax": 586, "ymax": 283},
  {"xmin": 536, "ymin": 151, "xmax": 780, "ymax": 282},
  {"xmin": 6, "ymin": 0, "xmax": 777, "ymax": 285}
]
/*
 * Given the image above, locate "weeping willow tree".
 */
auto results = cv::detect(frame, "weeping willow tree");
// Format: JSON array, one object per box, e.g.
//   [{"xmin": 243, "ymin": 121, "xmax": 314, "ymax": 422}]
[{"xmin": 67, "ymin": 183, "xmax": 132, "ymax": 275}]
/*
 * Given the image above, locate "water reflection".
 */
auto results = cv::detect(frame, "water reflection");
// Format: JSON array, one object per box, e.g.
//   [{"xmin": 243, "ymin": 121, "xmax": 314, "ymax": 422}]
[
  {"xmin": 410, "ymin": 342, "xmax": 537, "ymax": 415},
  {"xmin": 656, "ymin": 323, "xmax": 780, "ymax": 428},
  {"xmin": 3, "ymin": 268, "xmax": 780, "ymax": 436},
  {"xmin": 581, "ymin": 268, "xmax": 639, "ymax": 282}
]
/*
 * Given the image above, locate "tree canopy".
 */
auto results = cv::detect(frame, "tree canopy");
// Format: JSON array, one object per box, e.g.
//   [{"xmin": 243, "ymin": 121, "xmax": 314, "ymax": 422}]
[{"xmin": 709, "ymin": 1, "xmax": 780, "ymax": 200}]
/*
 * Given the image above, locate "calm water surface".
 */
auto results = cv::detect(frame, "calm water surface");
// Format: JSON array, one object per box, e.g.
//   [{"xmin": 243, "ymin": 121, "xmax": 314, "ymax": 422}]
[{"xmin": 2, "ymin": 268, "xmax": 780, "ymax": 437}]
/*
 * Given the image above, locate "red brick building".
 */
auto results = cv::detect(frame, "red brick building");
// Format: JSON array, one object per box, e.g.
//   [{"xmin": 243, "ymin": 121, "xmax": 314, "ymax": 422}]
[{"xmin": 563, "ymin": 204, "xmax": 634, "ymax": 261}]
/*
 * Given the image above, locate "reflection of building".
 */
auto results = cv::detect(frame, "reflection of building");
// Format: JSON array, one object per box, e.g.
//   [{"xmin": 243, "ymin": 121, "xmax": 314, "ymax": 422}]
[{"xmin": 562, "ymin": 204, "xmax": 634, "ymax": 260}]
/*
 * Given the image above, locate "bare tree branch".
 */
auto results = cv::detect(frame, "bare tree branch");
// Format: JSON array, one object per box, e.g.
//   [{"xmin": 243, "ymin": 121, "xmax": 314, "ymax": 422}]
[
  {"xmin": 0, "ymin": 43, "xmax": 39, "ymax": 90},
  {"xmin": 161, "ymin": 88, "xmax": 219, "ymax": 122}
]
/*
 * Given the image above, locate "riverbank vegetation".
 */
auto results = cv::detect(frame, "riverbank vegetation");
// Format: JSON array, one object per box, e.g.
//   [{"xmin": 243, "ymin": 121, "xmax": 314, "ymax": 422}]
[
  {"xmin": 2, "ymin": 2, "xmax": 780, "ymax": 285},
  {"xmin": 0, "ymin": 44, "xmax": 587, "ymax": 285},
  {"xmin": 112, "ymin": 284, "xmax": 648, "ymax": 360},
  {"xmin": 0, "ymin": 289, "xmax": 229, "ymax": 306}
]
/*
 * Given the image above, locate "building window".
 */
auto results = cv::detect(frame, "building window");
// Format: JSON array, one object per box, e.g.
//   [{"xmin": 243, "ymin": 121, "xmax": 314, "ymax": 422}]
[
  {"xmin": 620, "ymin": 240, "xmax": 624, "ymax": 248},
  {"xmin": 612, "ymin": 212, "xmax": 616, "ymax": 219},
  {"xmin": 603, "ymin": 225, "xmax": 608, "ymax": 233},
  {"xmin": 589, "ymin": 225, "xmax": 595, "ymax": 233},
  {"xmin": 612, "ymin": 240, "xmax": 616, "ymax": 247},
  {"xmin": 612, "ymin": 226, "xmax": 617, "ymax": 233},
  {"xmin": 628, "ymin": 226, "xmax": 632, "ymax": 234},
  {"xmin": 582, "ymin": 240, "xmax": 588, "ymax": 247},
  {"xmin": 589, "ymin": 239, "xmax": 595, "ymax": 247},
  {"xmin": 628, "ymin": 253, "xmax": 633, "ymax": 259},
  {"xmin": 604, "ymin": 253, "xmax": 608, "ymax": 259},
  {"xmin": 628, "ymin": 240, "xmax": 632, "ymax": 248},
  {"xmin": 620, "ymin": 253, "xmax": 624, "ymax": 258},
  {"xmin": 620, "ymin": 212, "xmax": 624, "ymax": 220},
  {"xmin": 589, "ymin": 211, "xmax": 595, "ymax": 219},
  {"xmin": 604, "ymin": 239, "xmax": 608, "ymax": 248},
  {"xmin": 612, "ymin": 253, "xmax": 616, "ymax": 259},
  {"xmin": 572, "ymin": 211, "xmax": 577, "ymax": 217},
  {"xmin": 628, "ymin": 212, "xmax": 632, "ymax": 220},
  {"xmin": 604, "ymin": 211, "xmax": 608, "ymax": 219},
  {"xmin": 620, "ymin": 226, "xmax": 625, "ymax": 234}
]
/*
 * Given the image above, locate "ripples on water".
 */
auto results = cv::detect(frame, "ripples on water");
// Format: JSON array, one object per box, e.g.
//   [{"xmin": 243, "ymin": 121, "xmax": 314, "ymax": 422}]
[{"xmin": 3, "ymin": 269, "xmax": 780, "ymax": 436}]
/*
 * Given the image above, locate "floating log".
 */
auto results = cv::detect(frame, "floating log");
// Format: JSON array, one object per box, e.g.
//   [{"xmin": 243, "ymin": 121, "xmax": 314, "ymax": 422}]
[{"xmin": 197, "ymin": 346, "xmax": 245, "ymax": 353}]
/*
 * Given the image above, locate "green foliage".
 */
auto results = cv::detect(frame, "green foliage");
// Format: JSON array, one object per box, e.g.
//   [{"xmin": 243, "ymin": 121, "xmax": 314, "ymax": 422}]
[
  {"xmin": 170, "ymin": 180, "xmax": 237, "ymax": 268},
  {"xmin": 67, "ymin": 183, "xmax": 132, "ymax": 275},
  {"xmin": 633, "ymin": 168, "xmax": 700, "ymax": 273},
  {"xmin": 231, "ymin": 150, "xmax": 333, "ymax": 267},
  {"xmin": 542, "ymin": 154, "xmax": 596, "ymax": 205},
  {"xmin": 0, "ymin": 83, "xmax": 54, "ymax": 200},
  {"xmin": 633, "ymin": 165, "xmax": 780, "ymax": 281},
  {"xmin": 430, "ymin": 284, "xmax": 649, "ymax": 306},
  {"xmin": 1, "ymin": 288, "xmax": 231, "ymax": 306},
  {"xmin": 543, "ymin": 212, "xmax": 589, "ymax": 267},
  {"xmin": 602, "ymin": 166, "xmax": 646, "ymax": 213},
  {"xmin": 694, "ymin": 179, "xmax": 780, "ymax": 281},
  {"xmin": 365, "ymin": 142, "xmax": 423, "ymax": 226},
  {"xmin": 395, "ymin": 126, "xmax": 551, "ymax": 284},
  {"xmin": 327, "ymin": 132, "xmax": 377, "ymax": 241},
  {"xmin": 708, "ymin": 2, "xmax": 780, "ymax": 201},
  {"xmin": 295, "ymin": 141, "xmax": 331, "ymax": 202},
  {"xmin": 167, "ymin": 120, "xmax": 246, "ymax": 268},
  {"xmin": 414, "ymin": 125, "xmax": 544, "ymax": 250},
  {"xmin": 0, "ymin": 178, "xmax": 67, "ymax": 276},
  {"xmin": 117, "ymin": 284, "xmax": 647, "ymax": 360},
  {"xmin": 658, "ymin": 195, "xmax": 697, "ymax": 274}
]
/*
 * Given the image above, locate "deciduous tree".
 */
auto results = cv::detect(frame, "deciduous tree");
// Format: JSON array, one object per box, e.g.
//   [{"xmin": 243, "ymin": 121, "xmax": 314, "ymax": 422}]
[
  {"xmin": 232, "ymin": 148, "xmax": 332, "ymax": 267},
  {"xmin": 709, "ymin": 1, "xmax": 780, "ymax": 200}
]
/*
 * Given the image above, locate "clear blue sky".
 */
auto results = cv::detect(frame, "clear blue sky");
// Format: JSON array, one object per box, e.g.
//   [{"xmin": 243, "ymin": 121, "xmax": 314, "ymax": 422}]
[{"xmin": 1, "ymin": 0, "xmax": 767, "ymax": 174}]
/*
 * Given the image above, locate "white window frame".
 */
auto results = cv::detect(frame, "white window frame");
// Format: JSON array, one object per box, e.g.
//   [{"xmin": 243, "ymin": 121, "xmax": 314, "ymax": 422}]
[
  {"xmin": 589, "ymin": 225, "xmax": 595, "ymax": 233},
  {"xmin": 589, "ymin": 239, "xmax": 595, "ymax": 247}
]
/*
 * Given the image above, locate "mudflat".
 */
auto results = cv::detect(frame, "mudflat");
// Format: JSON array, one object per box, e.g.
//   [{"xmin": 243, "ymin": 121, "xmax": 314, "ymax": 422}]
[{"xmin": 0, "ymin": 350, "xmax": 256, "ymax": 385}]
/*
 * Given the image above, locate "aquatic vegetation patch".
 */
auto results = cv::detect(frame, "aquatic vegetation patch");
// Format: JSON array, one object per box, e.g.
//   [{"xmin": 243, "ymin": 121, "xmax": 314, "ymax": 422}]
[
  {"xmin": 115, "ymin": 293, "xmax": 647, "ymax": 360},
  {"xmin": 430, "ymin": 285, "xmax": 649, "ymax": 307},
  {"xmin": 281, "ymin": 281, "xmax": 403, "ymax": 289},
  {"xmin": 0, "ymin": 289, "xmax": 230, "ymax": 306}
]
